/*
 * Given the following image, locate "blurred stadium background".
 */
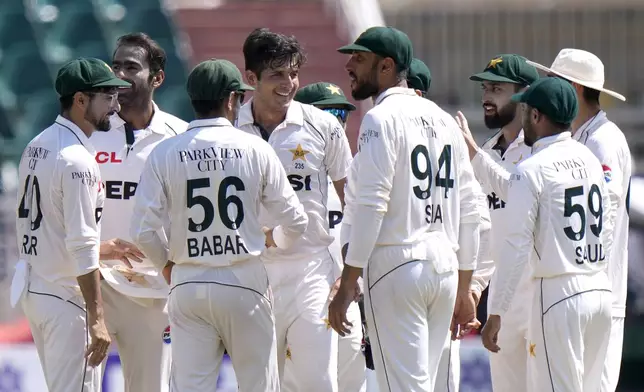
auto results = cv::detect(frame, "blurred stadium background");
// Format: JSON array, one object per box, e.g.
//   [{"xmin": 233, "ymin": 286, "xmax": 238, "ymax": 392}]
[{"xmin": 1, "ymin": 0, "xmax": 644, "ymax": 390}]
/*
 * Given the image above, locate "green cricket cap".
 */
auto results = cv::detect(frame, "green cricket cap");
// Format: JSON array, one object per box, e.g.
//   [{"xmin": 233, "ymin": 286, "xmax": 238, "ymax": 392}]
[
  {"xmin": 470, "ymin": 54, "xmax": 539, "ymax": 85},
  {"xmin": 511, "ymin": 77, "xmax": 578, "ymax": 125},
  {"xmin": 407, "ymin": 58, "xmax": 431, "ymax": 93},
  {"xmin": 294, "ymin": 82, "xmax": 356, "ymax": 111},
  {"xmin": 55, "ymin": 57, "xmax": 131, "ymax": 97},
  {"xmin": 186, "ymin": 59, "xmax": 254, "ymax": 101},
  {"xmin": 338, "ymin": 26, "xmax": 413, "ymax": 71}
]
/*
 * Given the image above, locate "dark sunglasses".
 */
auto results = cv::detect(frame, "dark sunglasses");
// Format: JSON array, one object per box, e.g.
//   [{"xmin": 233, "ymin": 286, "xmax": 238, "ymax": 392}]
[{"xmin": 323, "ymin": 108, "xmax": 348, "ymax": 123}]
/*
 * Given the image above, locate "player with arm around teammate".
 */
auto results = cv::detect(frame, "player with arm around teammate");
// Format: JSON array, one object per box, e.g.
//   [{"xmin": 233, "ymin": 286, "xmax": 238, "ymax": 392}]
[
  {"xmin": 482, "ymin": 77, "xmax": 615, "ymax": 392},
  {"xmin": 237, "ymin": 28, "xmax": 353, "ymax": 392},
  {"xmin": 10, "ymin": 58, "xmax": 130, "ymax": 392},
  {"xmin": 294, "ymin": 82, "xmax": 368, "ymax": 392},
  {"xmin": 526, "ymin": 49, "xmax": 630, "ymax": 392},
  {"xmin": 90, "ymin": 33, "xmax": 188, "ymax": 392},
  {"xmin": 329, "ymin": 26, "xmax": 482, "ymax": 392},
  {"xmin": 129, "ymin": 59, "xmax": 309, "ymax": 392}
]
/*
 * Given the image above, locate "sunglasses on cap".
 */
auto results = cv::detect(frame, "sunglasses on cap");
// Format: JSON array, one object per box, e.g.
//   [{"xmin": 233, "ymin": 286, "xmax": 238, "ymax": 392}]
[{"xmin": 323, "ymin": 108, "xmax": 348, "ymax": 123}]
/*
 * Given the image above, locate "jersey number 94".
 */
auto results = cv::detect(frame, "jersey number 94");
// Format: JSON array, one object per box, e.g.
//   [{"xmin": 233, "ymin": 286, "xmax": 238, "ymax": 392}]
[{"xmin": 410, "ymin": 144, "xmax": 454, "ymax": 224}]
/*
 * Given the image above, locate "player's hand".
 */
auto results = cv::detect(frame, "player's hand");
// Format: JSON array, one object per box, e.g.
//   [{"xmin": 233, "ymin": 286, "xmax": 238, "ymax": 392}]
[
  {"xmin": 328, "ymin": 277, "xmax": 361, "ymax": 303},
  {"xmin": 100, "ymin": 238, "xmax": 145, "ymax": 268},
  {"xmin": 481, "ymin": 314, "xmax": 502, "ymax": 353},
  {"xmin": 162, "ymin": 261, "xmax": 174, "ymax": 285},
  {"xmin": 85, "ymin": 314, "xmax": 111, "ymax": 367},
  {"xmin": 451, "ymin": 291, "xmax": 481, "ymax": 340},
  {"xmin": 471, "ymin": 289, "xmax": 481, "ymax": 307},
  {"xmin": 263, "ymin": 227, "xmax": 277, "ymax": 248},
  {"xmin": 454, "ymin": 111, "xmax": 480, "ymax": 161},
  {"xmin": 328, "ymin": 284, "xmax": 354, "ymax": 337}
]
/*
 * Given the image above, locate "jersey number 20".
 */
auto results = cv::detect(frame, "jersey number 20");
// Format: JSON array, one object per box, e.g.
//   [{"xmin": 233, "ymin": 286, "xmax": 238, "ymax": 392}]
[
  {"xmin": 187, "ymin": 177, "xmax": 245, "ymax": 232},
  {"xmin": 410, "ymin": 144, "xmax": 455, "ymax": 199}
]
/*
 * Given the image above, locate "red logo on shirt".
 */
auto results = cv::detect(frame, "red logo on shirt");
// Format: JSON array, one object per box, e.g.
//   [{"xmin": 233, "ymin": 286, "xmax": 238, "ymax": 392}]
[
  {"xmin": 602, "ymin": 164, "xmax": 612, "ymax": 183},
  {"xmin": 95, "ymin": 152, "xmax": 122, "ymax": 164}
]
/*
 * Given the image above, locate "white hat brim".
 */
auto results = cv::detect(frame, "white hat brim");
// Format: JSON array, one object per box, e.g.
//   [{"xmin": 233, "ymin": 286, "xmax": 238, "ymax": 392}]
[{"xmin": 526, "ymin": 60, "xmax": 626, "ymax": 102}]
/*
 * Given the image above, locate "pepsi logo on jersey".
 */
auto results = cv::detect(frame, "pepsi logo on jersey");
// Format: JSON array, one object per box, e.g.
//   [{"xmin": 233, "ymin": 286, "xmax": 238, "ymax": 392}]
[{"xmin": 162, "ymin": 326, "xmax": 171, "ymax": 344}]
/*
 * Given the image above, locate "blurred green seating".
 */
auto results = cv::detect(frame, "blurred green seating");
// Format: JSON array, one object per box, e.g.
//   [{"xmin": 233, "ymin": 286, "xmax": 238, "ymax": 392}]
[
  {"xmin": 0, "ymin": 43, "xmax": 53, "ymax": 107},
  {"xmin": 0, "ymin": 11, "xmax": 38, "ymax": 52},
  {"xmin": 0, "ymin": 107, "xmax": 14, "ymax": 140},
  {"xmin": 30, "ymin": 0, "xmax": 94, "ymax": 14},
  {"xmin": 155, "ymin": 85, "xmax": 193, "ymax": 122},
  {"xmin": 117, "ymin": 8, "xmax": 176, "ymax": 42},
  {"xmin": 18, "ymin": 90, "xmax": 60, "ymax": 138},
  {"xmin": 100, "ymin": 0, "xmax": 161, "ymax": 11},
  {"xmin": 41, "ymin": 10, "xmax": 110, "ymax": 66},
  {"xmin": 0, "ymin": 0, "xmax": 25, "ymax": 12},
  {"xmin": 160, "ymin": 51, "xmax": 188, "ymax": 89}
]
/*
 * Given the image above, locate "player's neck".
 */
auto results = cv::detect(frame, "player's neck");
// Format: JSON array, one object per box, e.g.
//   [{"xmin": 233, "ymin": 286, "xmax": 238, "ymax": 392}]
[
  {"xmin": 119, "ymin": 100, "xmax": 155, "ymax": 130},
  {"xmin": 571, "ymin": 103, "xmax": 601, "ymax": 135},
  {"xmin": 374, "ymin": 80, "xmax": 408, "ymax": 101},
  {"xmin": 499, "ymin": 117, "xmax": 522, "ymax": 148},
  {"xmin": 62, "ymin": 111, "xmax": 93, "ymax": 138},
  {"xmin": 251, "ymin": 98, "xmax": 287, "ymax": 133}
]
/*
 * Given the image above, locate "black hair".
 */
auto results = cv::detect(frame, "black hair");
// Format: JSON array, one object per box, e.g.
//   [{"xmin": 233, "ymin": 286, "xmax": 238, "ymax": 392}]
[
  {"xmin": 191, "ymin": 99, "xmax": 226, "ymax": 118},
  {"xmin": 59, "ymin": 95, "xmax": 74, "ymax": 111},
  {"xmin": 243, "ymin": 28, "xmax": 306, "ymax": 78},
  {"xmin": 115, "ymin": 32, "xmax": 166, "ymax": 74},
  {"xmin": 582, "ymin": 86, "xmax": 601, "ymax": 105}
]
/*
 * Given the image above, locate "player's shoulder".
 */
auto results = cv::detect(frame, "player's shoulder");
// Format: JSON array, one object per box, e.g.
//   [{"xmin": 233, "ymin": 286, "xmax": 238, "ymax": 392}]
[
  {"xmin": 155, "ymin": 107, "xmax": 189, "ymax": 135},
  {"xmin": 299, "ymin": 101, "xmax": 343, "ymax": 134},
  {"xmin": 584, "ymin": 118, "xmax": 629, "ymax": 152}
]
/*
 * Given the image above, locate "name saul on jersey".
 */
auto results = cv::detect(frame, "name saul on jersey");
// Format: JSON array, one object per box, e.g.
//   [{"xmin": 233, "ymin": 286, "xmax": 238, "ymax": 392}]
[{"xmin": 180, "ymin": 146, "xmax": 250, "ymax": 258}]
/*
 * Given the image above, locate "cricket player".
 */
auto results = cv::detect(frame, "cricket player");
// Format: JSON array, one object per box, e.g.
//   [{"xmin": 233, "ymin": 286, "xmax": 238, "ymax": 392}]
[
  {"xmin": 130, "ymin": 59, "xmax": 309, "ymax": 391},
  {"xmin": 482, "ymin": 77, "xmax": 615, "ymax": 392},
  {"xmin": 406, "ymin": 57, "xmax": 492, "ymax": 392},
  {"xmin": 294, "ymin": 82, "xmax": 367, "ymax": 392},
  {"xmin": 237, "ymin": 28, "xmax": 353, "ymax": 392},
  {"xmin": 526, "ymin": 49, "xmax": 630, "ymax": 392},
  {"xmin": 10, "ymin": 57, "xmax": 130, "ymax": 391},
  {"xmin": 89, "ymin": 33, "xmax": 188, "ymax": 392},
  {"xmin": 329, "ymin": 26, "xmax": 482, "ymax": 392},
  {"xmin": 454, "ymin": 54, "xmax": 539, "ymax": 392}
]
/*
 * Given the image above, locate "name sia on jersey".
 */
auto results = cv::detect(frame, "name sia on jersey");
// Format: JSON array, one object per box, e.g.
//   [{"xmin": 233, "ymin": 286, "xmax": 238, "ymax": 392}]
[{"xmin": 178, "ymin": 145, "xmax": 250, "ymax": 258}]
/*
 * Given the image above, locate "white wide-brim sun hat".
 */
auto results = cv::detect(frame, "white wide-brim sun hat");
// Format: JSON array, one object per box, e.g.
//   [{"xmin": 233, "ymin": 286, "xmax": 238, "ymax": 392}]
[{"xmin": 526, "ymin": 48, "xmax": 626, "ymax": 102}]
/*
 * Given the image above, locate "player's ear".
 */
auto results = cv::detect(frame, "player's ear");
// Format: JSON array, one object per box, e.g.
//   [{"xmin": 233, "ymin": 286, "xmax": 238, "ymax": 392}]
[
  {"xmin": 151, "ymin": 69, "xmax": 165, "ymax": 89},
  {"xmin": 245, "ymin": 70, "xmax": 258, "ymax": 87},
  {"xmin": 74, "ymin": 92, "xmax": 86, "ymax": 108},
  {"xmin": 226, "ymin": 91, "xmax": 236, "ymax": 112}
]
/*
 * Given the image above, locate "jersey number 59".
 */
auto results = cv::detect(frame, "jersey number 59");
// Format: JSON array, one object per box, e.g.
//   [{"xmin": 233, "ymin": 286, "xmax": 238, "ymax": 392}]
[{"xmin": 563, "ymin": 184, "xmax": 603, "ymax": 242}]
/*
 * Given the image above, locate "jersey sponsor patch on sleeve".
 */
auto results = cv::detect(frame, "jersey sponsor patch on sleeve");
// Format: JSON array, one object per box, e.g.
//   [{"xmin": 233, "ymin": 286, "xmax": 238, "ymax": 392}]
[
  {"xmin": 602, "ymin": 164, "xmax": 612, "ymax": 183},
  {"xmin": 162, "ymin": 325, "xmax": 171, "ymax": 344}
]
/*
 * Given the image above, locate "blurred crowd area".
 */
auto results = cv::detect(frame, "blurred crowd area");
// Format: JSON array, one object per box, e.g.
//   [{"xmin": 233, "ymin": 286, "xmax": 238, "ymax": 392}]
[{"xmin": 0, "ymin": 0, "xmax": 644, "ymax": 387}]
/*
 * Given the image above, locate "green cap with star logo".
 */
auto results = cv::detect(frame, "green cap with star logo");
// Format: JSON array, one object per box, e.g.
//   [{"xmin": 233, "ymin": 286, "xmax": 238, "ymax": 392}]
[
  {"xmin": 187, "ymin": 59, "xmax": 254, "ymax": 101},
  {"xmin": 55, "ymin": 57, "xmax": 131, "ymax": 97},
  {"xmin": 407, "ymin": 58, "xmax": 432, "ymax": 94},
  {"xmin": 511, "ymin": 77, "xmax": 578, "ymax": 125},
  {"xmin": 470, "ymin": 54, "xmax": 539, "ymax": 86},
  {"xmin": 338, "ymin": 26, "xmax": 413, "ymax": 71},
  {"xmin": 294, "ymin": 82, "xmax": 356, "ymax": 111}
]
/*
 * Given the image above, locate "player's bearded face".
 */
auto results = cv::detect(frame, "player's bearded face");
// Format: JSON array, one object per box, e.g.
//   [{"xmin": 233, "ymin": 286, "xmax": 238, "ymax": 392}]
[
  {"xmin": 85, "ymin": 92, "xmax": 118, "ymax": 132},
  {"xmin": 521, "ymin": 104, "xmax": 537, "ymax": 147},
  {"xmin": 347, "ymin": 55, "xmax": 380, "ymax": 101},
  {"xmin": 481, "ymin": 82, "xmax": 518, "ymax": 130}
]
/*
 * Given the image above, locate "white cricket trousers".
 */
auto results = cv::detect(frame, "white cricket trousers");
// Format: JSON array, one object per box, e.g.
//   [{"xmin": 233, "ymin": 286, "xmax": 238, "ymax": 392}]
[
  {"xmin": 601, "ymin": 316, "xmax": 624, "ymax": 392},
  {"xmin": 271, "ymin": 251, "xmax": 338, "ymax": 392},
  {"xmin": 100, "ymin": 282, "xmax": 170, "ymax": 392},
  {"xmin": 338, "ymin": 300, "xmax": 367, "ymax": 392},
  {"xmin": 435, "ymin": 333, "xmax": 460, "ymax": 392},
  {"xmin": 527, "ymin": 273, "xmax": 612, "ymax": 392},
  {"xmin": 168, "ymin": 258, "xmax": 279, "ymax": 392},
  {"xmin": 21, "ymin": 272, "xmax": 101, "ymax": 392},
  {"xmin": 363, "ymin": 249, "xmax": 457, "ymax": 392}
]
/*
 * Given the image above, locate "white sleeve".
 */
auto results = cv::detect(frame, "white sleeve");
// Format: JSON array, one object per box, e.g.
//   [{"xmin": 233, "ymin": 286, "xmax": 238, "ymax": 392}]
[
  {"xmin": 455, "ymin": 129, "xmax": 481, "ymax": 269},
  {"xmin": 600, "ymin": 171, "xmax": 616, "ymax": 266},
  {"xmin": 324, "ymin": 117, "xmax": 353, "ymax": 181},
  {"xmin": 261, "ymin": 147, "xmax": 309, "ymax": 249},
  {"xmin": 471, "ymin": 149, "xmax": 513, "ymax": 201},
  {"xmin": 61, "ymin": 157, "xmax": 101, "ymax": 276},
  {"xmin": 345, "ymin": 112, "xmax": 394, "ymax": 269},
  {"xmin": 341, "ymin": 159, "xmax": 357, "ymax": 228},
  {"xmin": 470, "ymin": 193, "xmax": 494, "ymax": 295},
  {"xmin": 488, "ymin": 165, "xmax": 540, "ymax": 316},
  {"xmin": 129, "ymin": 150, "xmax": 170, "ymax": 270}
]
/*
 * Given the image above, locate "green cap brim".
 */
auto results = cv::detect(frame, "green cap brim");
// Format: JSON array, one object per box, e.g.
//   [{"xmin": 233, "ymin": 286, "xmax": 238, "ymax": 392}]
[
  {"xmin": 510, "ymin": 92, "xmax": 526, "ymax": 103},
  {"xmin": 312, "ymin": 97, "xmax": 357, "ymax": 111},
  {"xmin": 469, "ymin": 71, "xmax": 521, "ymax": 84},
  {"xmin": 337, "ymin": 43, "xmax": 373, "ymax": 54},
  {"xmin": 238, "ymin": 83, "xmax": 254, "ymax": 92},
  {"xmin": 94, "ymin": 77, "xmax": 132, "ymax": 88}
]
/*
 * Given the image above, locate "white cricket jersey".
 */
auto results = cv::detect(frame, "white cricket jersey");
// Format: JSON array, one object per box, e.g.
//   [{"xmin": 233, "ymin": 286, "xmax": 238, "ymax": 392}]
[
  {"xmin": 573, "ymin": 110, "xmax": 631, "ymax": 317},
  {"xmin": 327, "ymin": 176, "xmax": 344, "ymax": 272},
  {"xmin": 91, "ymin": 103, "xmax": 187, "ymax": 298},
  {"xmin": 344, "ymin": 87, "xmax": 481, "ymax": 270},
  {"xmin": 130, "ymin": 118, "xmax": 309, "ymax": 270},
  {"xmin": 16, "ymin": 116, "xmax": 105, "ymax": 290},
  {"xmin": 237, "ymin": 100, "xmax": 352, "ymax": 262},
  {"xmin": 489, "ymin": 132, "xmax": 615, "ymax": 316},
  {"xmin": 469, "ymin": 130, "xmax": 533, "ymax": 301}
]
